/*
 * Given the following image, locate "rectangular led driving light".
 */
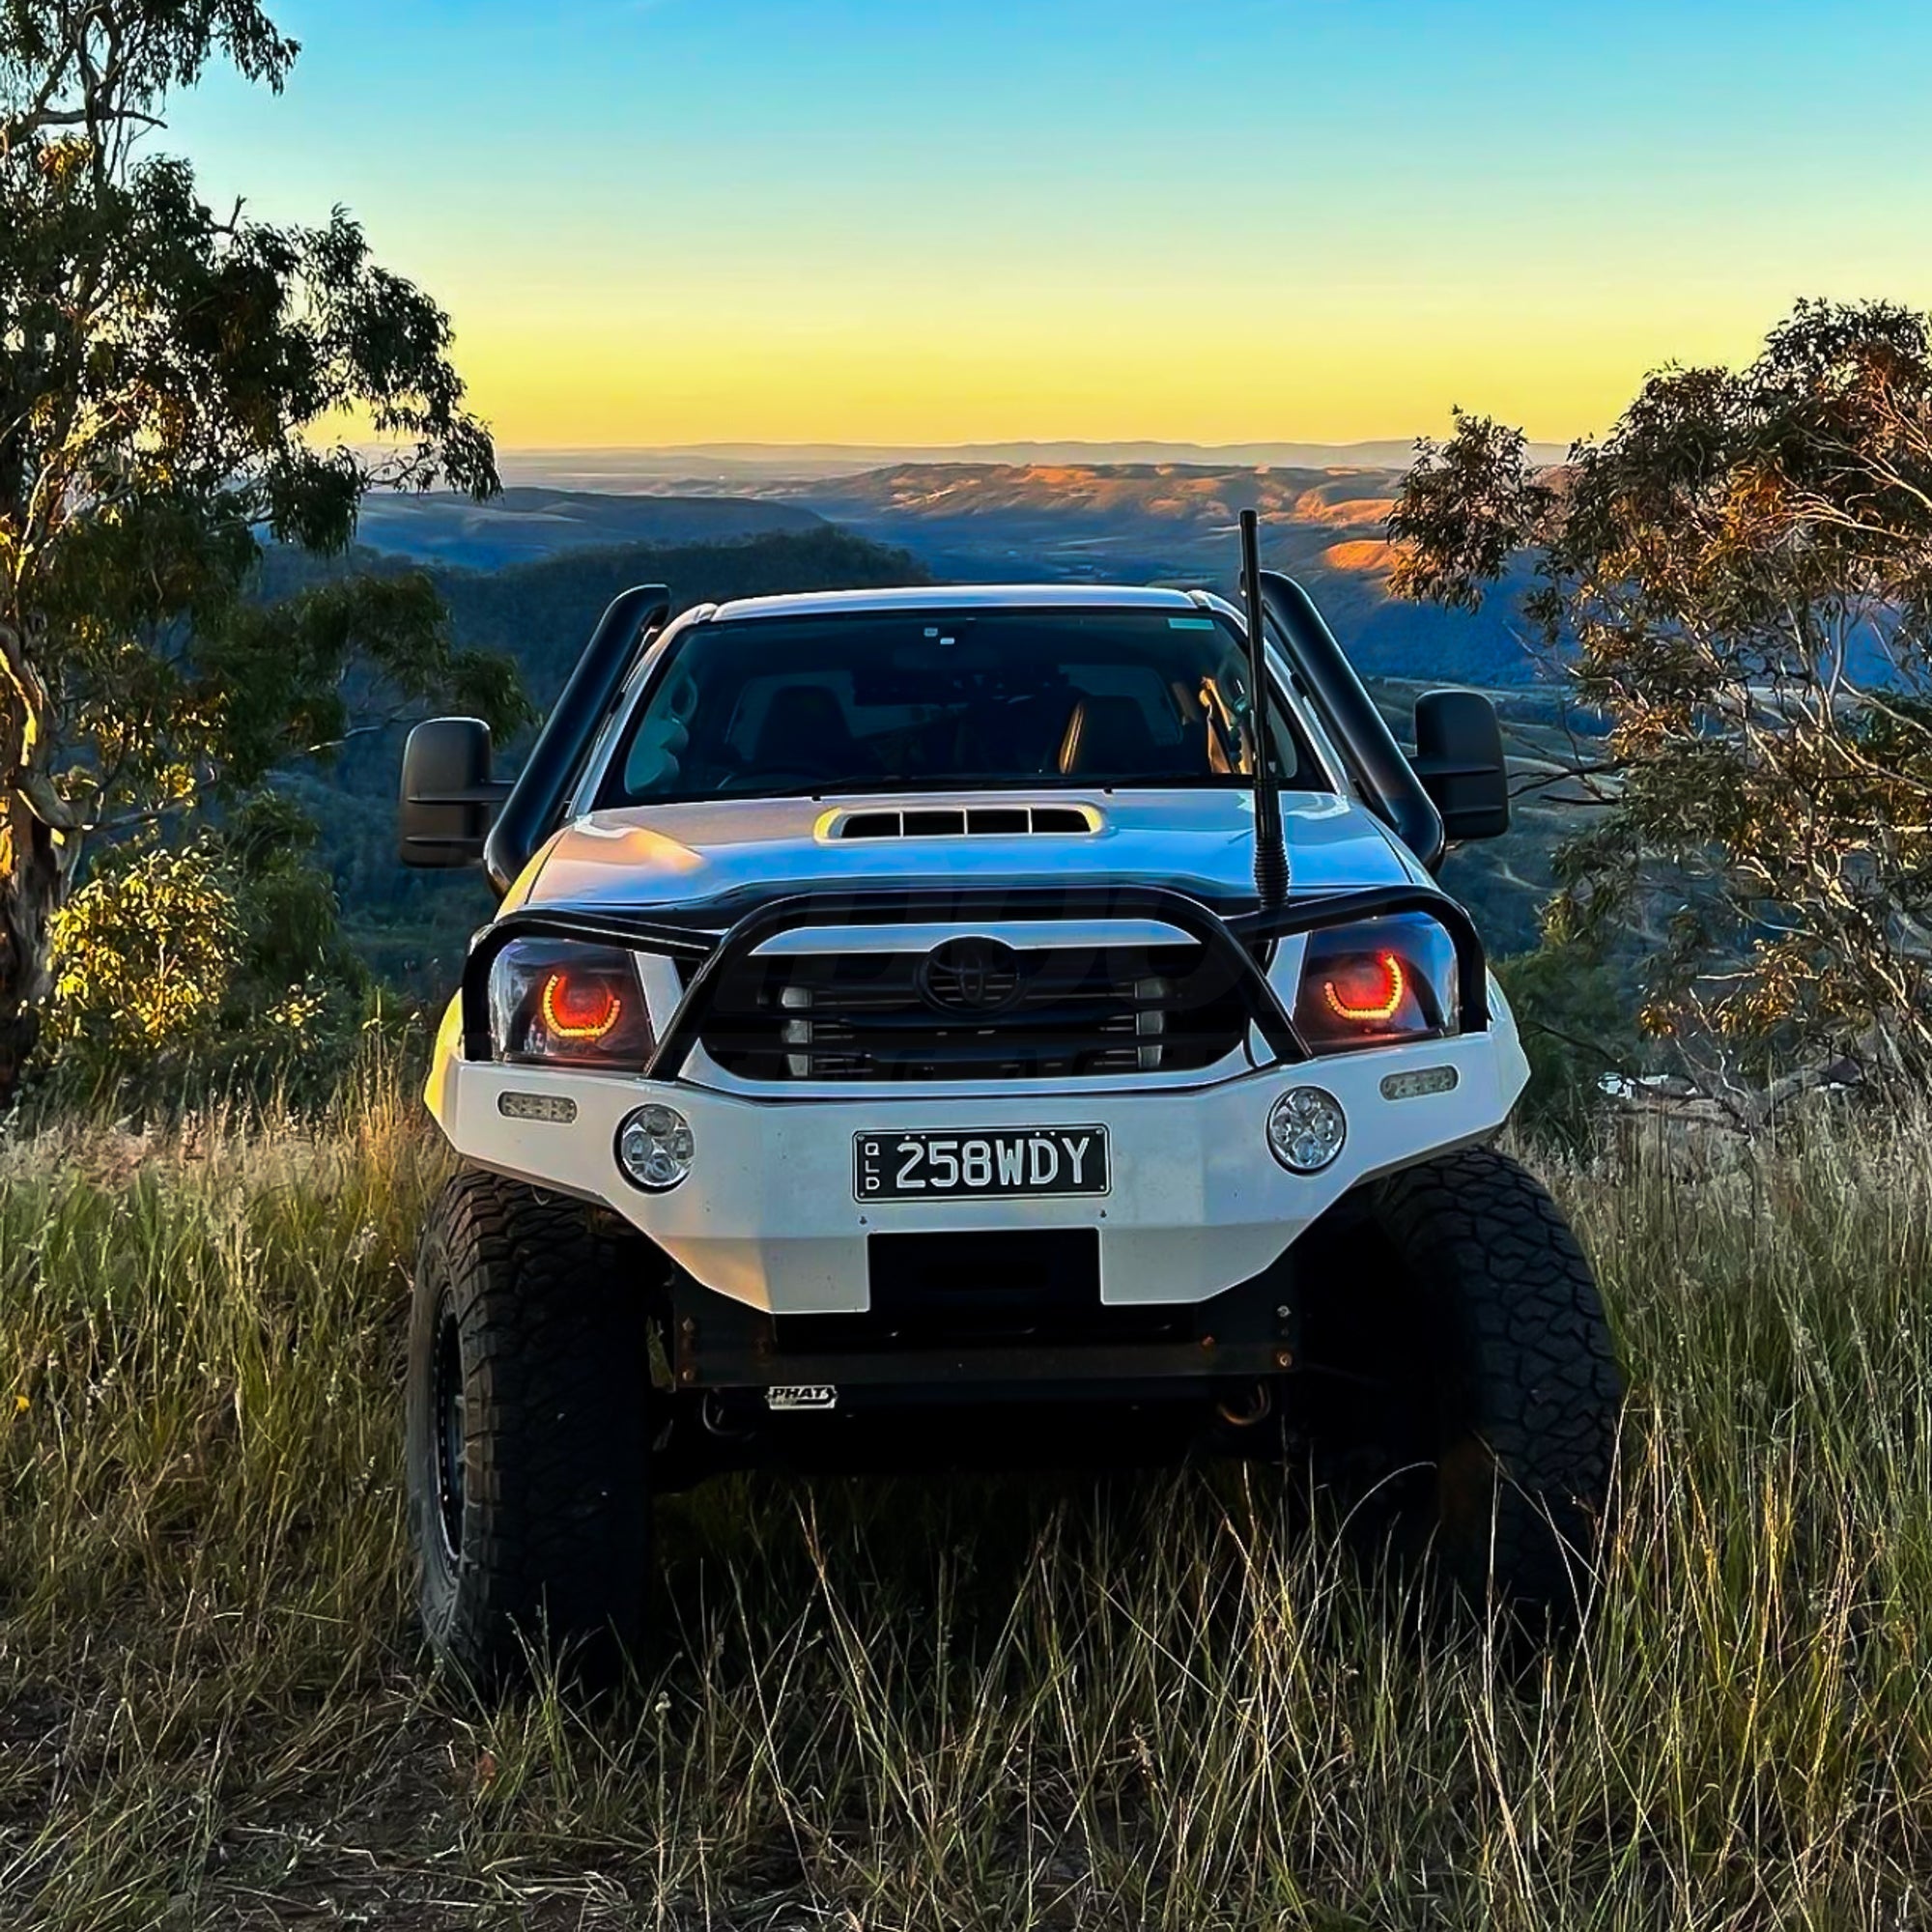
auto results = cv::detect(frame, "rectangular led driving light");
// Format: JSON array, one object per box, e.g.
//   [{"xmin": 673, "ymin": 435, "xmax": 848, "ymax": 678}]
[
  {"xmin": 1380, "ymin": 1066, "xmax": 1460, "ymax": 1101},
  {"xmin": 498, "ymin": 1091, "xmax": 580, "ymax": 1124}
]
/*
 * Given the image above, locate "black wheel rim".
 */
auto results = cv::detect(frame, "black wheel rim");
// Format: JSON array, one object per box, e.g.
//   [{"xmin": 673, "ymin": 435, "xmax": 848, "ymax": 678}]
[{"xmin": 431, "ymin": 1304, "xmax": 466, "ymax": 1564}]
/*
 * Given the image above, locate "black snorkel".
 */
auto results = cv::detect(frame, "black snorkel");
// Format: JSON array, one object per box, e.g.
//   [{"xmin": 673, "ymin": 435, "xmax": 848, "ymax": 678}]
[{"xmin": 1238, "ymin": 507, "xmax": 1288, "ymax": 909}]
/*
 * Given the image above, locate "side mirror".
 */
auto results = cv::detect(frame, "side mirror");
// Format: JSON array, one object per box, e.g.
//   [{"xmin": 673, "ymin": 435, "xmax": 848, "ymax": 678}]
[
  {"xmin": 1411, "ymin": 690, "xmax": 1509, "ymax": 842},
  {"xmin": 399, "ymin": 718, "xmax": 510, "ymax": 868}
]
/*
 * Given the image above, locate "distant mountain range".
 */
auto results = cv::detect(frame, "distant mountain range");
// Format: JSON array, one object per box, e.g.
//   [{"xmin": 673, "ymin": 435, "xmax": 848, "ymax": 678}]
[
  {"xmin": 357, "ymin": 459, "xmax": 1543, "ymax": 686},
  {"xmin": 749, "ymin": 462, "xmax": 1404, "ymax": 580},
  {"xmin": 497, "ymin": 440, "xmax": 1570, "ymax": 491},
  {"xmin": 352, "ymin": 488, "xmax": 826, "ymax": 571}
]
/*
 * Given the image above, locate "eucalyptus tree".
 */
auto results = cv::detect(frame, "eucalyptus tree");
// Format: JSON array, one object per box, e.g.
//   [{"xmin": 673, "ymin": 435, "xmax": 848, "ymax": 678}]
[
  {"xmin": 0, "ymin": 1, "xmax": 520, "ymax": 1103},
  {"xmin": 1390, "ymin": 300, "xmax": 1932, "ymax": 1088}
]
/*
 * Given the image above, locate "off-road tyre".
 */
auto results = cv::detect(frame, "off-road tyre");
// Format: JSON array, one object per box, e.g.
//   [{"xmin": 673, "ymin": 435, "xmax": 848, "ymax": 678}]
[
  {"xmin": 1303, "ymin": 1147, "xmax": 1622, "ymax": 1628},
  {"xmin": 407, "ymin": 1170, "xmax": 655, "ymax": 1689}
]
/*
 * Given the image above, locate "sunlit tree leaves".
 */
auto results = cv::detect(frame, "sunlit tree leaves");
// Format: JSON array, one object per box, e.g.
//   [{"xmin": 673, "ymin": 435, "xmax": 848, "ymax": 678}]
[
  {"xmin": 1390, "ymin": 300, "xmax": 1932, "ymax": 1085},
  {"xmin": 0, "ymin": 1, "xmax": 526, "ymax": 1103}
]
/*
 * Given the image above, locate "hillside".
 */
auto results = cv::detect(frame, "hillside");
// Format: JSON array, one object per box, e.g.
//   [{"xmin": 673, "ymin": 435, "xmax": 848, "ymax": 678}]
[
  {"xmin": 778, "ymin": 461, "xmax": 1396, "ymax": 546},
  {"xmin": 352, "ymin": 487, "xmax": 828, "ymax": 571},
  {"xmin": 361, "ymin": 466, "xmax": 1547, "ymax": 687},
  {"xmin": 759, "ymin": 462, "xmax": 1542, "ymax": 685}
]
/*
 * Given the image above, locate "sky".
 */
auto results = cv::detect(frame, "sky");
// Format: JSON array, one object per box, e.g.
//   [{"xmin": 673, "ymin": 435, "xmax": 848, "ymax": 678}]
[{"xmin": 166, "ymin": 0, "xmax": 1932, "ymax": 451}]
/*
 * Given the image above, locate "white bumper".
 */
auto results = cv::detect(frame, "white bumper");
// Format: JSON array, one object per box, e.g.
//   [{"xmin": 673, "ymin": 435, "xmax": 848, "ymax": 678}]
[{"xmin": 426, "ymin": 1003, "xmax": 1528, "ymax": 1315}]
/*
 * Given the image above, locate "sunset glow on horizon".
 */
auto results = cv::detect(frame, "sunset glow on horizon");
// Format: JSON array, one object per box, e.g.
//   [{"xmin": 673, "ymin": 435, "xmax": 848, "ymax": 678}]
[{"xmin": 169, "ymin": 0, "xmax": 1932, "ymax": 451}]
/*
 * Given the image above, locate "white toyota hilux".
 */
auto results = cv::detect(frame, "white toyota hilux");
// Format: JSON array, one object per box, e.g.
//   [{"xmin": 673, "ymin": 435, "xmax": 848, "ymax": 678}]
[{"xmin": 397, "ymin": 516, "xmax": 1620, "ymax": 1682}]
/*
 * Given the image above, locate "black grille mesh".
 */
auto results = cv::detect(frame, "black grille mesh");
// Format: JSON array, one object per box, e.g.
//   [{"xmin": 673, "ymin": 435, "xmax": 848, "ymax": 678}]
[{"xmin": 698, "ymin": 942, "xmax": 1250, "ymax": 1082}]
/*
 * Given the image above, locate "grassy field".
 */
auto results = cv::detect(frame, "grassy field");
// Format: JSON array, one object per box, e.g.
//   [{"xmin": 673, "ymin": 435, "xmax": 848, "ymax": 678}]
[{"xmin": 2, "ymin": 1075, "xmax": 1930, "ymax": 1930}]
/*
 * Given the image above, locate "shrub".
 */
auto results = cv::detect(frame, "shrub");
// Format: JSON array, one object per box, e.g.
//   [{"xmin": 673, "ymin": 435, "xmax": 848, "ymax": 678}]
[{"xmin": 45, "ymin": 795, "xmax": 372, "ymax": 1107}]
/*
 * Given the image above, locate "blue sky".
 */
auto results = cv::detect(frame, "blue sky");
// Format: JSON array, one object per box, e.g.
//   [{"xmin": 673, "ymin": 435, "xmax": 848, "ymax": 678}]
[{"xmin": 166, "ymin": 0, "xmax": 1932, "ymax": 445}]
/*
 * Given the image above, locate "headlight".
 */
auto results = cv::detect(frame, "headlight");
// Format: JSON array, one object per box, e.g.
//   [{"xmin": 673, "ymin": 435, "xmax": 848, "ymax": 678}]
[
  {"xmin": 1293, "ymin": 914, "xmax": 1460, "ymax": 1053},
  {"xmin": 487, "ymin": 939, "xmax": 655, "ymax": 1067}
]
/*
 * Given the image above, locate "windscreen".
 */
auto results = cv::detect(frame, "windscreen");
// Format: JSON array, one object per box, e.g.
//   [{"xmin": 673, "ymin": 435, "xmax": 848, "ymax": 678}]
[{"xmin": 602, "ymin": 607, "xmax": 1318, "ymax": 806}]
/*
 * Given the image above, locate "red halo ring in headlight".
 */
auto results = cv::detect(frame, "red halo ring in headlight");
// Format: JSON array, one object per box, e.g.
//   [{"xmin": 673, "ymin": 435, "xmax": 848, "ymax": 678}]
[
  {"xmin": 539, "ymin": 970, "xmax": 624, "ymax": 1042},
  {"xmin": 1322, "ymin": 952, "xmax": 1406, "ymax": 1024}
]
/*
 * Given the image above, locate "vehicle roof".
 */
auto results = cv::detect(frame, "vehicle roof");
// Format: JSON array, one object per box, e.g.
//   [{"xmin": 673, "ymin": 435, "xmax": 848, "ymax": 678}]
[{"xmin": 707, "ymin": 582, "xmax": 1210, "ymax": 622}]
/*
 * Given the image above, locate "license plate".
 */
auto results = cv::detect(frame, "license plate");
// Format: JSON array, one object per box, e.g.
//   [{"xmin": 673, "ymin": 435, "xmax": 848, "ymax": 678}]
[{"xmin": 854, "ymin": 1127, "xmax": 1110, "ymax": 1202}]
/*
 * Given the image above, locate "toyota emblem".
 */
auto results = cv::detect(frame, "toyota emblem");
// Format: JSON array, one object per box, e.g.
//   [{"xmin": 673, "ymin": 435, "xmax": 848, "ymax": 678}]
[{"xmin": 917, "ymin": 938, "xmax": 1023, "ymax": 1015}]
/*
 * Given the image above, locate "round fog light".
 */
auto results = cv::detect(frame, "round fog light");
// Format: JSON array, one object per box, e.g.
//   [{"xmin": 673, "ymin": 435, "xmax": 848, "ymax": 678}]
[
  {"xmin": 1267, "ymin": 1087, "xmax": 1347, "ymax": 1174},
  {"xmin": 616, "ymin": 1104, "xmax": 695, "ymax": 1192}
]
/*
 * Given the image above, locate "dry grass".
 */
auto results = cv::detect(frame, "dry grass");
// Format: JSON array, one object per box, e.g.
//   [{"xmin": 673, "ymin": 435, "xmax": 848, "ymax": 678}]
[{"xmin": 2, "ymin": 1073, "xmax": 1930, "ymax": 1929}]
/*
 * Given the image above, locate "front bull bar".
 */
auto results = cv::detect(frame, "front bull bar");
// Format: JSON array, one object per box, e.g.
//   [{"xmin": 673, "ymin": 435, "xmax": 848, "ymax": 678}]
[{"xmin": 457, "ymin": 880, "xmax": 1491, "ymax": 1074}]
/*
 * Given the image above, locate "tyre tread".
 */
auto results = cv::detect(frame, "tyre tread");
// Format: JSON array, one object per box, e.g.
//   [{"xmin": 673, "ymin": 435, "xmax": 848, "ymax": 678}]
[
  {"xmin": 408, "ymin": 1170, "xmax": 653, "ymax": 1685},
  {"xmin": 1373, "ymin": 1146, "xmax": 1622, "ymax": 1616}
]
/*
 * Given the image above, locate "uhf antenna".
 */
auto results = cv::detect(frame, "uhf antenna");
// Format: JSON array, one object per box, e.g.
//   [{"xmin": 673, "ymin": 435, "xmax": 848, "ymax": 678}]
[{"xmin": 1239, "ymin": 508, "xmax": 1288, "ymax": 908}]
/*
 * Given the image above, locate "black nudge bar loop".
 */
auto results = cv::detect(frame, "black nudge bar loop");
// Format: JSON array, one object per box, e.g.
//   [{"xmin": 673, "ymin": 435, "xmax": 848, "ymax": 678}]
[{"xmin": 461, "ymin": 881, "xmax": 1491, "ymax": 1074}]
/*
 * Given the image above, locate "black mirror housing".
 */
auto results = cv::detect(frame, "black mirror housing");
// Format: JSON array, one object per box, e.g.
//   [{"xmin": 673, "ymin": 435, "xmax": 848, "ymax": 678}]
[
  {"xmin": 1411, "ymin": 690, "xmax": 1509, "ymax": 842},
  {"xmin": 399, "ymin": 718, "xmax": 507, "ymax": 868}
]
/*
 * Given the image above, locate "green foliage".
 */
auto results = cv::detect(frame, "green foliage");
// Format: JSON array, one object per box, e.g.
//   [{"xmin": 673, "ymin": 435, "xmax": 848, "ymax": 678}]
[
  {"xmin": 1386, "ymin": 413, "xmax": 1552, "ymax": 613},
  {"xmin": 0, "ymin": 0, "xmax": 522, "ymax": 1100},
  {"xmin": 195, "ymin": 572, "xmax": 527, "ymax": 787},
  {"xmin": 1390, "ymin": 299, "xmax": 1932, "ymax": 1086},
  {"xmin": 1495, "ymin": 941, "xmax": 1644, "ymax": 1146},
  {"xmin": 47, "ymin": 838, "xmax": 240, "ymax": 1053},
  {"xmin": 45, "ymin": 792, "xmax": 373, "ymax": 1104}
]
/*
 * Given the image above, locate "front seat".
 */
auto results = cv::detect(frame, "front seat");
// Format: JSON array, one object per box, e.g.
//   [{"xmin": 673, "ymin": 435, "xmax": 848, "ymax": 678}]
[
  {"xmin": 751, "ymin": 684, "xmax": 868, "ymax": 776},
  {"xmin": 1058, "ymin": 695, "xmax": 1174, "ymax": 777},
  {"xmin": 952, "ymin": 694, "xmax": 1069, "ymax": 777}
]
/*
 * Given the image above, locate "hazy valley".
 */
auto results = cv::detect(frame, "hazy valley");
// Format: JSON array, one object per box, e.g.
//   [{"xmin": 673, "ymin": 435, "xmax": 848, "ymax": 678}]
[{"xmin": 362, "ymin": 456, "xmax": 1541, "ymax": 686}]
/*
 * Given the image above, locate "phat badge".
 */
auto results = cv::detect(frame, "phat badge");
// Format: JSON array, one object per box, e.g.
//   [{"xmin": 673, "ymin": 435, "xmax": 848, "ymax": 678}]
[{"xmin": 766, "ymin": 1385, "xmax": 838, "ymax": 1411}]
